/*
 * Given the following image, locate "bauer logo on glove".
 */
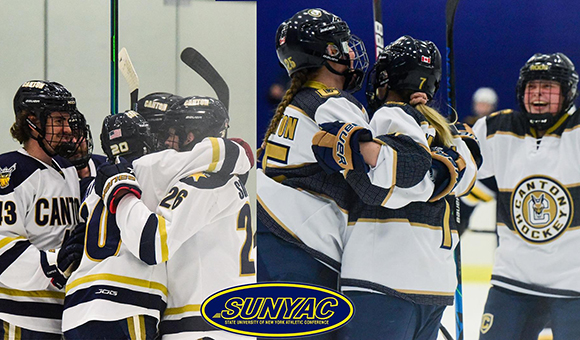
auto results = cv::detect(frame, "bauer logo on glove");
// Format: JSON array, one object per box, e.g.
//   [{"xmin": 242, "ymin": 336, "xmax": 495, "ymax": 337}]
[{"xmin": 312, "ymin": 121, "xmax": 372, "ymax": 174}]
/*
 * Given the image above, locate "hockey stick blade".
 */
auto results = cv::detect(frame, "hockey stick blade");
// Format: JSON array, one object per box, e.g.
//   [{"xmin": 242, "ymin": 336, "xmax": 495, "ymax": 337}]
[
  {"xmin": 180, "ymin": 47, "xmax": 230, "ymax": 110},
  {"xmin": 118, "ymin": 47, "xmax": 140, "ymax": 111}
]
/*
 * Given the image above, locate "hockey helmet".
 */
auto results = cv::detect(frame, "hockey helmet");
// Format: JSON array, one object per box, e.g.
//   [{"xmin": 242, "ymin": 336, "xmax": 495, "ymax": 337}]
[
  {"xmin": 66, "ymin": 111, "xmax": 94, "ymax": 169},
  {"xmin": 161, "ymin": 96, "xmax": 229, "ymax": 151},
  {"xmin": 136, "ymin": 92, "xmax": 183, "ymax": 135},
  {"xmin": 100, "ymin": 110, "xmax": 154, "ymax": 162},
  {"xmin": 13, "ymin": 80, "xmax": 82, "ymax": 157},
  {"xmin": 275, "ymin": 8, "xmax": 369, "ymax": 92},
  {"xmin": 516, "ymin": 53, "xmax": 579, "ymax": 130},
  {"xmin": 366, "ymin": 35, "xmax": 442, "ymax": 113}
]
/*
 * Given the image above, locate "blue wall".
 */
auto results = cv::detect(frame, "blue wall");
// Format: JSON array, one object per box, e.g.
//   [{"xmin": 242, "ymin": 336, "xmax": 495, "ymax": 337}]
[{"xmin": 257, "ymin": 0, "xmax": 580, "ymax": 142}]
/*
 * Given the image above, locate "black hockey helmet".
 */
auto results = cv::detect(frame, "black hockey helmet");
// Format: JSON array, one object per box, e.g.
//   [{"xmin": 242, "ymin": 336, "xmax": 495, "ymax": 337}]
[
  {"xmin": 66, "ymin": 111, "xmax": 94, "ymax": 169},
  {"xmin": 275, "ymin": 8, "xmax": 369, "ymax": 92},
  {"xmin": 366, "ymin": 35, "xmax": 442, "ymax": 113},
  {"xmin": 136, "ymin": 92, "xmax": 183, "ymax": 135},
  {"xmin": 161, "ymin": 96, "xmax": 229, "ymax": 151},
  {"xmin": 13, "ymin": 80, "xmax": 77, "ymax": 120},
  {"xmin": 100, "ymin": 110, "xmax": 154, "ymax": 163},
  {"xmin": 516, "ymin": 53, "xmax": 579, "ymax": 130},
  {"xmin": 13, "ymin": 80, "xmax": 82, "ymax": 157}
]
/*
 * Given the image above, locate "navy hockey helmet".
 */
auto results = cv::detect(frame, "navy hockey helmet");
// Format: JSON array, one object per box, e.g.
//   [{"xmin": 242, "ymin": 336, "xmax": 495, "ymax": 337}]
[
  {"xmin": 366, "ymin": 35, "xmax": 442, "ymax": 113},
  {"xmin": 100, "ymin": 110, "xmax": 154, "ymax": 163},
  {"xmin": 275, "ymin": 8, "xmax": 369, "ymax": 92},
  {"xmin": 13, "ymin": 80, "xmax": 77, "ymax": 121},
  {"xmin": 67, "ymin": 111, "xmax": 94, "ymax": 169},
  {"xmin": 516, "ymin": 53, "xmax": 579, "ymax": 130},
  {"xmin": 13, "ymin": 80, "xmax": 82, "ymax": 157},
  {"xmin": 161, "ymin": 96, "xmax": 229, "ymax": 151},
  {"xmin": 136, "ymin": 92, "xmax": 183, "ymax": 135}
]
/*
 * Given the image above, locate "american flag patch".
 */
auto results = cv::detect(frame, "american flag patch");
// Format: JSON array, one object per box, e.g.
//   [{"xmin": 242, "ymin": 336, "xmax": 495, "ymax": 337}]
[
  {"xmin": 109, "ymin": 128, "xmax": 122, "ymax": 139},
  {"xmin": 421, "ymin": 56, "xmax": 431, "ymax": 63}
]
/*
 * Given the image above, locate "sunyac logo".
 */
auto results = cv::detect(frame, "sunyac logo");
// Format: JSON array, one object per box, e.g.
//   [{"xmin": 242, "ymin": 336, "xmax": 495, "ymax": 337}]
[
  {"xmin": 201, "ymin": 283, "xmax": 354, "ymax": 337},
  {"xmin": 0, "ymin": 164, "xmax": 16, "ymax": 189},
  {"xmin": 511, "ymin": 176, "xmax": 572, "ymax": 243}
]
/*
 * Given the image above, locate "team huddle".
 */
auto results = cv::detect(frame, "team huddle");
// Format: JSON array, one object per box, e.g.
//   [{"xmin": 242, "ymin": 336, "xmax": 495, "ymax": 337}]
[
  {"xmin": 257, "ymin": 7, "xmax": 580, "ymax": 340},
  {"xmin": 1, "ymin": 6, "xmax": 579, "ymax": 340},
  {"xmin": 0, "ymin": 82, "xmax": 255, "ymax": 339}
]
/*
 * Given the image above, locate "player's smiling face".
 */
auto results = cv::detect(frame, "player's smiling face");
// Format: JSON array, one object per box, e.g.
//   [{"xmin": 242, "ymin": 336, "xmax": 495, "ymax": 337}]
[
  {"xmin": 44, "ymin": 111, "xmax": 75, "ymax": 150},
  {"xmin": 523, "ymin": 80, "xmax": 563, "ymax": 116}
]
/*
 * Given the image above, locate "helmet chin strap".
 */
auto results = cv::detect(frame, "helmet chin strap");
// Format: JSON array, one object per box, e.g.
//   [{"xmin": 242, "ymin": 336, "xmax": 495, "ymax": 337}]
[{"xmin": 324, "ymin": 62, "xmax": 360, "ymax": 92}]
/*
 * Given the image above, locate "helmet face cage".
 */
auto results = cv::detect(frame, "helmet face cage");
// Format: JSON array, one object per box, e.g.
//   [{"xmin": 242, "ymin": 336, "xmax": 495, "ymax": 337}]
[
  {"xmin": 276, "ymin": 8, "xmax": 368, "ymax": 88},
  {"xmin": 516, "ymin": 53, "xmax": 579, "ymax": 130},
  {"xmin": 13, "ymin": 80, "xmax": 82, "ymax": 157},
  {"xmin": 160, "ymin": 96, "xmax": 229, "ymax": 151},
  {"xmin": 66, "ymin": 111, "xmax": 94, "ymax": 168},
  {"xmin": 100, "ymin": 110, "xmax": 154, "ymax": 162},
  {"xmin": 366, "ymin": 36, "xmax": 442, "ymax": 112},
  {"xmin": 137, "ymin": 92, "xmax": 184, "ymax": 151}
]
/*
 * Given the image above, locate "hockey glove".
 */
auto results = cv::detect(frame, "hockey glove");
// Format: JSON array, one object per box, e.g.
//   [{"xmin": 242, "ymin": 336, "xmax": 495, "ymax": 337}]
[
  {"xmin": 94, "ymin": 159, "xmax": 142, "ymax": 214},
  {"xmin": 429, "ymin": 146, "xmax": 467, "ymax": 201},
  {"xmin": 311, "ymin": 122, "xmax": 373, "ymax": 174},
  {"xmin": 454, "ymin": 123, "xmax": 483, "ymax": 169},
  {"xmin": 229, "ymin": 137, "xmax": 255, "ymax": 168},
  {"xmin": 40, "ymin": 223, "xmax": 85, "ymax": 289}
]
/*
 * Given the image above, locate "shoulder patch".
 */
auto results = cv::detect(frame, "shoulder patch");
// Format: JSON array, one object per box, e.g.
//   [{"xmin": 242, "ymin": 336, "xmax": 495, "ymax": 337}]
[
  {"xmin": 180, "ymin": 172, "xmax": 230, "ymax": 189},
  {"xmin": 315, "ymin": 88, "xmax": 341, "ymax": 98},
  {"xmin": 0, "ymin": 151, "xmax": 45, "ymax": 194}
]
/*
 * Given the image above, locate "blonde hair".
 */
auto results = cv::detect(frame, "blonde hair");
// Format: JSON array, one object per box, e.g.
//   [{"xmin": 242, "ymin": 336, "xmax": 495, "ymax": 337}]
[
  {"xmin": 262, "ymin": 69, "xmax": 311, "ymax": 144},
  {"xmin": 414, "ymin": 103, "xmax": 454, "ymax": 147}
]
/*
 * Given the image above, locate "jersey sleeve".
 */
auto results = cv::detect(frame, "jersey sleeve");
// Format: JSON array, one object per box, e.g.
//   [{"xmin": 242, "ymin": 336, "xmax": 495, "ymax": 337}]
[
  {"xmin": 115, "ymin": 176, "xmax": 242, "ymax": 265},
  {"xmin": 0, "ymin": 180, "xmax": 52, "ymax": 291},
  {"xmin": 344, "ymin": 106, "xmax": 434, "ymax": 208},
  {"xmin": 471, "ymin": 117, "xmax": 494, "ymax": 180}
]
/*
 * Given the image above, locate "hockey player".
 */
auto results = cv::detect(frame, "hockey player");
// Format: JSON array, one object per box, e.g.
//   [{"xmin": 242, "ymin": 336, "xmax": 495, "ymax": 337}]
[
  {"xmin": 136, "ymin": 92, "xmax": 183, "ymax": 150},
  {"xmin": 474, "ymin": 53, "xmax": 580, "ymax": 339},
  {"xmin": 94, "ymin": 96, "xmax": 254, "ymax": 339},
  {"xmin": 257, "ymin": 8, "xmax": 372, "ymax": 296},
  {"xmin": 63, "ymin": 111, "xmax": 107, "ymax": 196},
  {"xmin": 317, "ymin": 35, "xmax": 479, "ymax": 340},
  {"xmin": 0, "ymin": 80, "xmax": 84, "ymax": 338},
  {"xmin": 62, "ymin": 110, "xmax": 163, "ymax": 339},
  {"xmin": 161, "ymin": 95, "xmax": 229, "ymax": 151}
]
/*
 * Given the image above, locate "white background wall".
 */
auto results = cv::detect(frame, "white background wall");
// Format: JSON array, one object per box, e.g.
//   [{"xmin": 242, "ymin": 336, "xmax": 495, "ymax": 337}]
[{"xmin": 0, "ymin": 0, "xmax": 256, "ymax": 213}]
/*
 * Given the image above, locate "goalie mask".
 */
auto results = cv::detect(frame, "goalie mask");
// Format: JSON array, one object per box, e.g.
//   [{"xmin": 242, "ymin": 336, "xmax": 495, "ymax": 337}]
[
  {"xmin": 275, "ymin": 8, "xmax": 369, "ymax": 92},
  {"xmin": 366, "ymin": 35, "xmax": 442, "ymax": 114},
  {"xmin": 13, "ymin": 80, "xmax": 82, "ymax": 158},
  {"xmin": 161, "ymin": 96, "xmax": 229, "ymax": 151},
  {"xmin": 136, "ymin": 92, "xmax": 183, "ymax": 150},
  {"xmin": 100, "ymin": 110, "xmax": 154, "ymax": 163},
  {"xmin": 516, "ymin": 53, "xmax": 579, "ymax": 131}
]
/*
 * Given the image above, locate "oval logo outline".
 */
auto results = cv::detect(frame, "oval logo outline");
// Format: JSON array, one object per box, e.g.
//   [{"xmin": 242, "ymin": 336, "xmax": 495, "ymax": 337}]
[{"xmin": 201, "ymin": 282, "xmax": 355, "ymax": 337}]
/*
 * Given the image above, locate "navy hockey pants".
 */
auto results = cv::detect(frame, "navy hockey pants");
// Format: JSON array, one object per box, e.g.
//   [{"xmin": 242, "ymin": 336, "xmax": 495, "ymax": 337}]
[
  {"xmin": 336, "ymin": 291, "xmax": 445, "ymax": 340},
  {"xmin": 64, "ymin": 315, "xmax": 158, "ymax": 340},
  {"xmin": 480, "ymin": 285, "xmax": 580, "ymax": 339}
]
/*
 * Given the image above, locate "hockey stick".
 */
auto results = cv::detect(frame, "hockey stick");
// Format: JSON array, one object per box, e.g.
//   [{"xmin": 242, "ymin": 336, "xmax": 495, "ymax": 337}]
[
  {"xmin": 446, "ymin": 0, "xmax": 460, "ymax": 124},
  {"xmin": 118, "ymin": 47, "xmax": 140, "ymax": 111},
  {"xmin": 180, "ymin": 47, "xmax": 230, "ymax": 111},
  {"xmin": 446, "ymin": 1, "xmax": 463, "ymax": 339},
  {"xmin": 110, "ymin": 0, "xmax": 119, "ymax": 115},
  {"xmin": 372, "ymin": 0, "xmax": 384, "ymax": 60}
]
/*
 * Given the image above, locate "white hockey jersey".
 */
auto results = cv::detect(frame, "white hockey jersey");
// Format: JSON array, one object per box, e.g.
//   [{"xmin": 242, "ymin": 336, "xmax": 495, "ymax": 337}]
[
  {"xmin": 340, "ymin": 102, "xmax": 478, "ymax": 306},
  {"xmin": 0, "ymin": 149, "xmax": 80, "ymax": 334},
  {"xmin": 63, "ymin": 138, "xmax": 252, "ymax": 334},
  {"xmin": 113, "ymin": 137, "xmax": 256, "ymax": 339},
  {"xmin": 473, "ymin": 109, "xmax": 580, "ymax": 298}
]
